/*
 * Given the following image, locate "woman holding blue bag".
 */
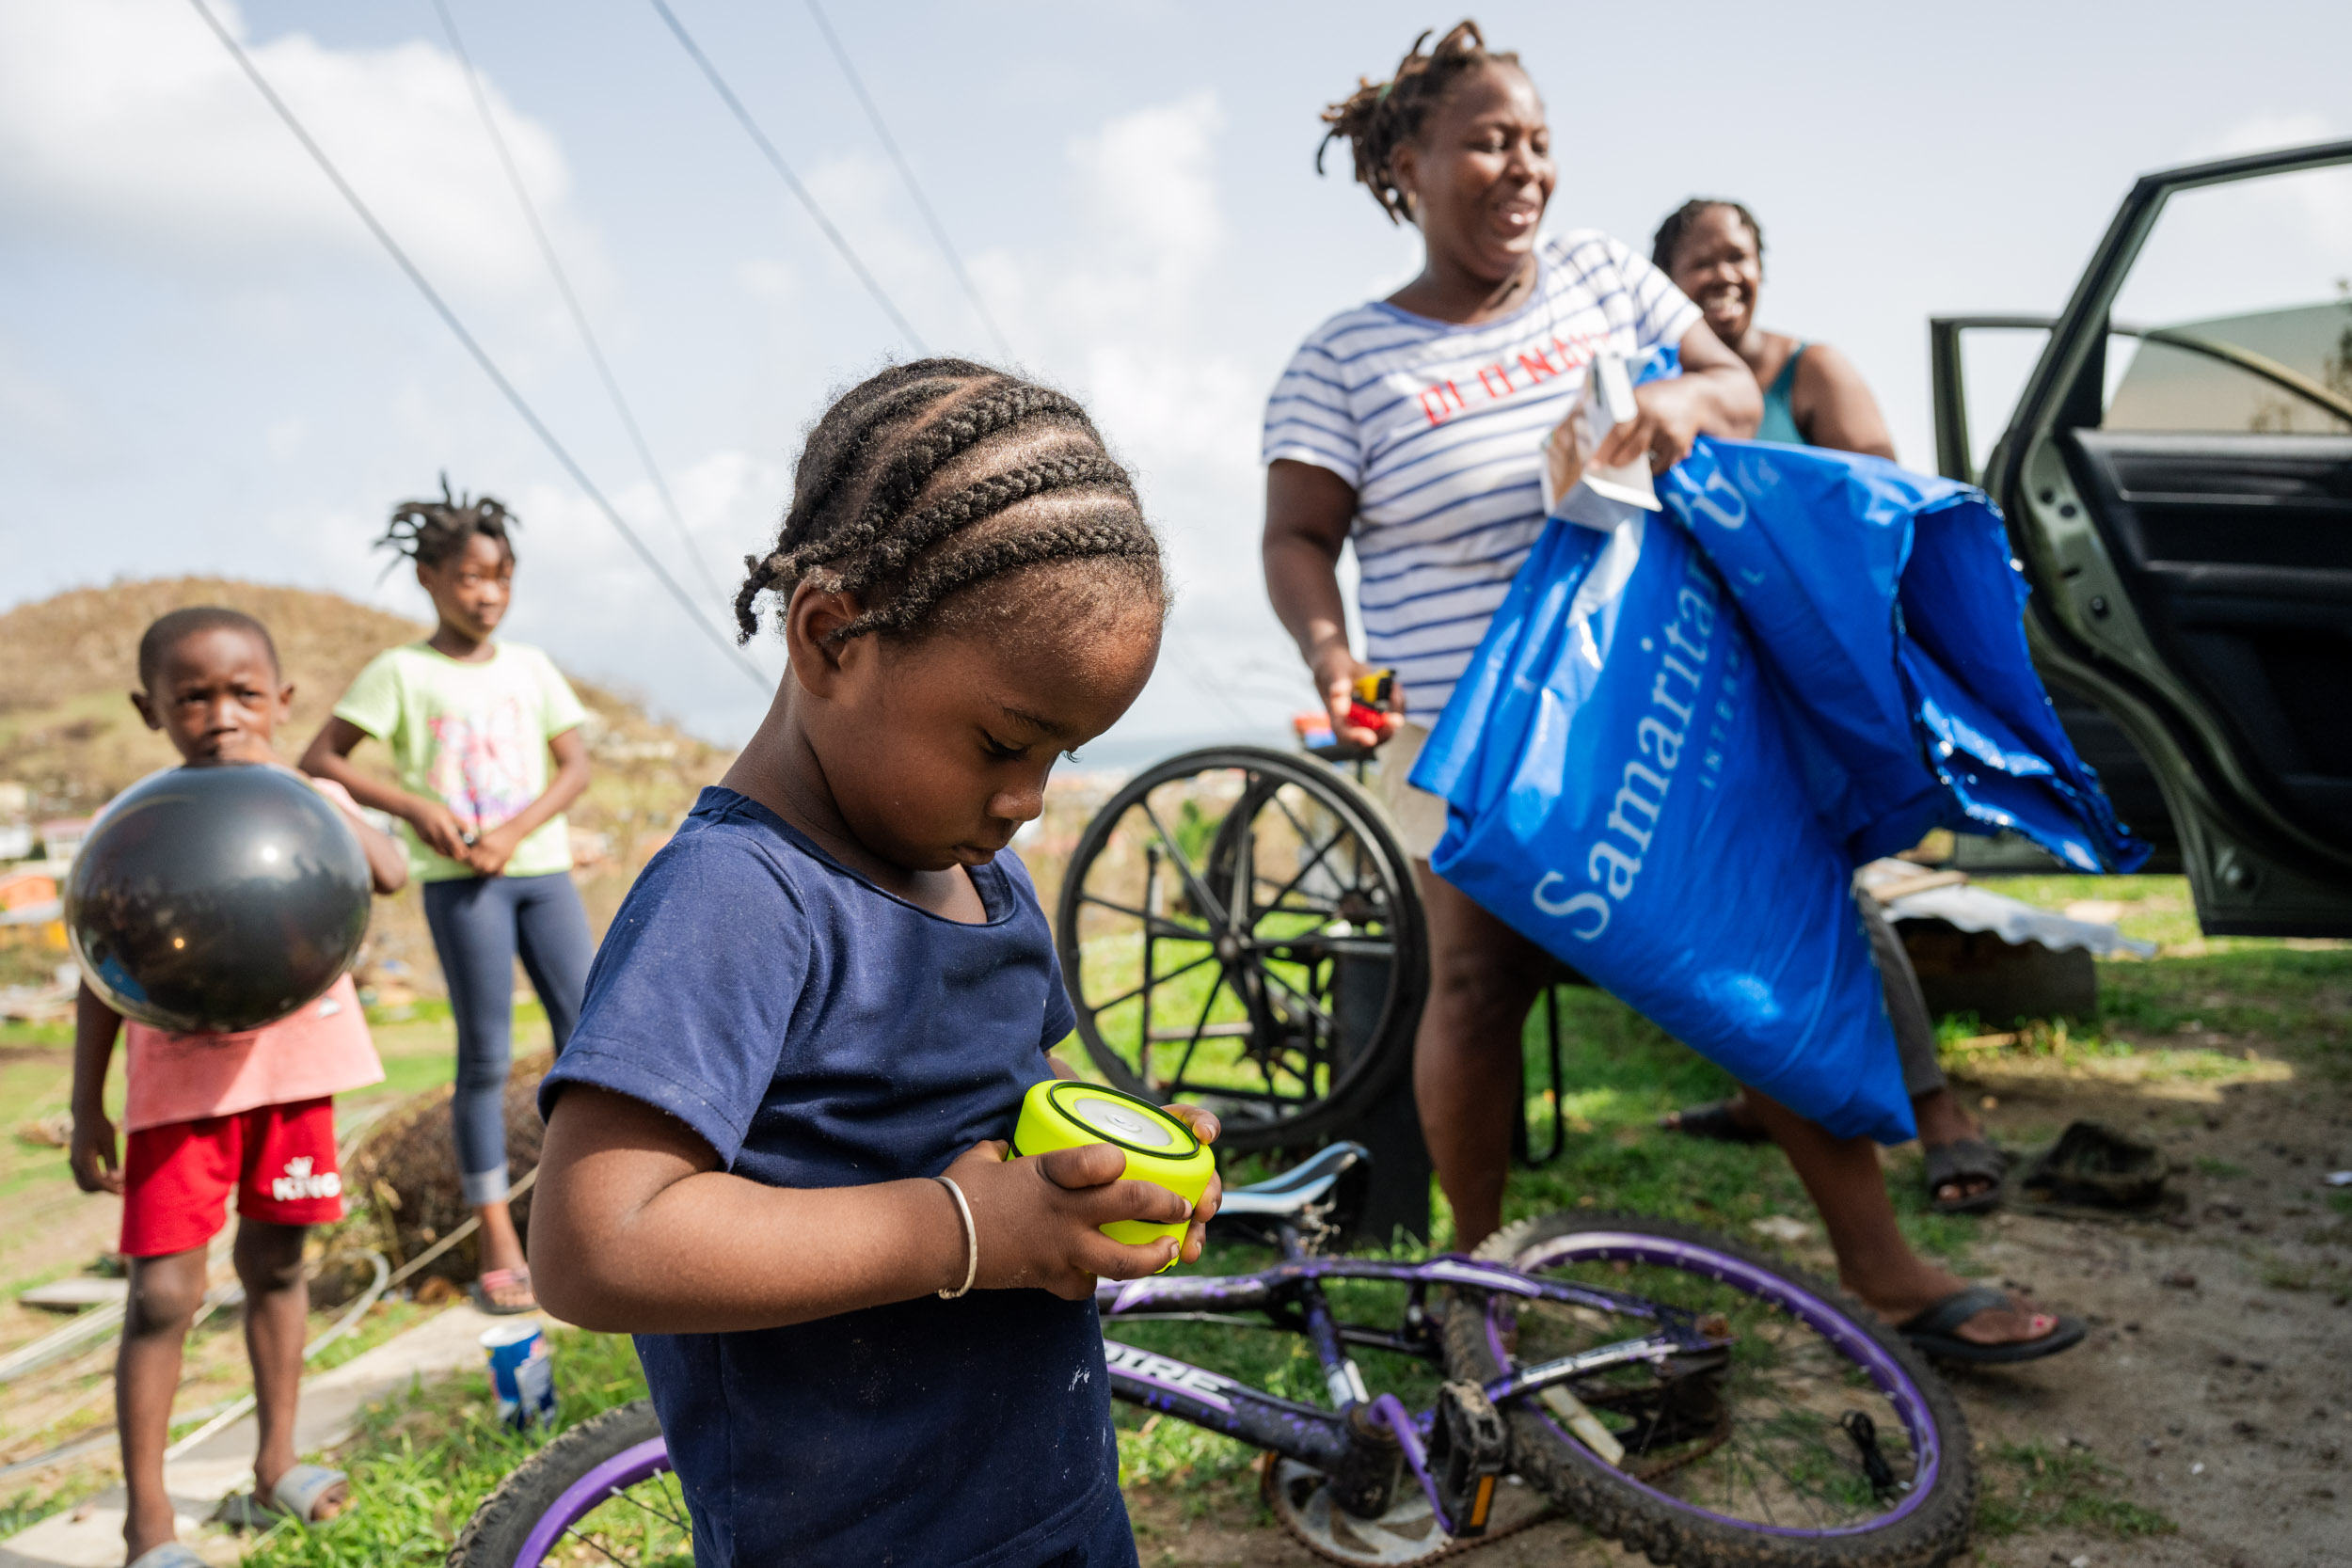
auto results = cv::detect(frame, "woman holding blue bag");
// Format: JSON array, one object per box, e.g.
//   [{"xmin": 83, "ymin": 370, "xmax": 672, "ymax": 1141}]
[
  {"xmin": 1263, "ymin": 21, "xmax": 2075, "ymax": 1362},
  {"xmin": 1647, "ymin": 196, "xmax": 2012, "ymax": 1216}
]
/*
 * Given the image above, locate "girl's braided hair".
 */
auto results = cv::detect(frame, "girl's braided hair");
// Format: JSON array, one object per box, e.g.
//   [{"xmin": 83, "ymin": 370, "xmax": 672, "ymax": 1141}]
[
  {"xmin": 1317, "ymin": 21, "xmax": 1519, "ymax": 225},
  {"xmin": 735, "ymin": 358, "xmax": 1163, "ymax": 645},
  {"xmin": 1651, "ymin": 198, "xmax": 1766, "ymax": 274},
  {"xmin": 377, "ymin": 475, "xmax": 518, "ymax": 568}
]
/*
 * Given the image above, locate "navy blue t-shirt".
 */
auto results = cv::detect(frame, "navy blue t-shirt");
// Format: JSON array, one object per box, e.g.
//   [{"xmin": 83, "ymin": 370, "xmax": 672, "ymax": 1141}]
[{"xmin": 540, "ymin": 786, "xmax": 1118, "ymax": 1567}]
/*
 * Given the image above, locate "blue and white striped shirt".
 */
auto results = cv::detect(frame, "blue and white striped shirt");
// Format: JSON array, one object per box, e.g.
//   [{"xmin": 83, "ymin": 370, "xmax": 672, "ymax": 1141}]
[{"xmin": 1263, "ymin": 230, "xmax": 1699, "ymax": 716}]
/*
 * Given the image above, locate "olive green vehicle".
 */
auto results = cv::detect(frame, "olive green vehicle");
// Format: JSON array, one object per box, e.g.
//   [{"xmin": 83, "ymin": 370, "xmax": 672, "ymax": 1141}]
[{"xmin": 1931, "ymin": 138, "xmax": 2352, "ymax": 935}]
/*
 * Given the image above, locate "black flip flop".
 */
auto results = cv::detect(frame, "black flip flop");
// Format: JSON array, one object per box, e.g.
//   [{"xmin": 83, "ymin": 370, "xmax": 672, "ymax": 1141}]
[
  {"xmin": 1898, "ymin": 1285, "xmax": 2086, "ymax": 1365},
  {"xmin": 1659, "ymin": 1100, "xmax": 1771, "ymax": 1146},
  {"xmin": 1923, "ymin": 1138, "xmax": 2009, "ymax": 1215}
]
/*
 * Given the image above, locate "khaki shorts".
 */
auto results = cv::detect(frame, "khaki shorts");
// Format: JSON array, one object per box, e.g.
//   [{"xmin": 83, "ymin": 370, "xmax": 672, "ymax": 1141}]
[{"xmin": 1369, "ymin": 720, "xmax": 1448, "ymax": 863}]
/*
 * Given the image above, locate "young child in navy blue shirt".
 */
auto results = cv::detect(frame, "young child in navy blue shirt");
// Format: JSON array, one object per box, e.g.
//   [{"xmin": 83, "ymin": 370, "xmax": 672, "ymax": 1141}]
[{"xmin": 532, "ymin": 361, "xmax": 1216, "ymax": 1567}]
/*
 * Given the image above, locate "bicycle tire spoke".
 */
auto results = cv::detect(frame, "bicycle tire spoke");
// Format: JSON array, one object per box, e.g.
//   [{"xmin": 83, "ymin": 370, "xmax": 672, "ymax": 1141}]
[
  {"xmin": 1165, "ymin": 973, "xmax": 1232, "ymax": 1097},
  {"xmin": 1137, "ymin": 798, "xmax": 1227, "ymax": 928},
  {"xmin": 1076, "ymin": 892, "xmax": 1214, "ymax": 944},
  {"xmin": 561, "ymin": 1524, "xmax": 637, "ymax": 1566},
  {"xmin": 1255, "ymin": 964, "xmax": 1338, "ymax": 1034},
  {"xmin": 1256, "ymin": 826, "xmax": 1351, "ymax": 920},
  {"xmin": 602, "ymin": 1470, "xmax": 691, "ymax": 1531},
  {"xmin": 1083, "ymin": 950, "xmax": 1216, "ymax": 1017}
]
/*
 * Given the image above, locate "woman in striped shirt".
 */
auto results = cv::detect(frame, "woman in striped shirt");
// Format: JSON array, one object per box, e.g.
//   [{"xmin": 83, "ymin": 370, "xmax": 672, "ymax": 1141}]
[
  {"xmin": 1260, "ymin": 21, "xmax": 1758, "ymax": 1247},
  {"xmin": 1263, "ymin": 23, "xmax": 2074, "ymax": 1360}
]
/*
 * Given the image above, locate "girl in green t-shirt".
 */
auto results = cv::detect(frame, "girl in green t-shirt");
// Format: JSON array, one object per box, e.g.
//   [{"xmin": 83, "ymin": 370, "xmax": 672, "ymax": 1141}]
[{"xmin": 302, "ymin": 483, "xmax": 593, "ymax": 1314}]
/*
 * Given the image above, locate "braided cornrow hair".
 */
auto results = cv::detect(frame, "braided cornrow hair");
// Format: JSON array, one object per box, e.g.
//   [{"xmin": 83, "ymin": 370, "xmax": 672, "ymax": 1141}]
[
  {"xmin": 1316, "ymin": 21, "xmax": 1519, "ymax": 224},
  {"xmin": 1651, "ymin": 198, "xmax": 1766, "ymax": 274},
  {"xmin": 376, "ymin": 475, "xmax": 519, "ymax": 567},
  {"xmin": 735, "ymin": 359, "xmax": 1163, "ymax": 645}
]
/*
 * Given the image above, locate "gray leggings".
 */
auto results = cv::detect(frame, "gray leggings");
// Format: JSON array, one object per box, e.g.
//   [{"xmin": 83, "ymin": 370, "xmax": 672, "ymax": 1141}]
[
  {"xmin": 1861, "ymin": 894, "xmax": 1944, "ymax": 1099},
  {"xmin": 422, "ymin": 872, "xmax": 593, "ymax": 1206}
]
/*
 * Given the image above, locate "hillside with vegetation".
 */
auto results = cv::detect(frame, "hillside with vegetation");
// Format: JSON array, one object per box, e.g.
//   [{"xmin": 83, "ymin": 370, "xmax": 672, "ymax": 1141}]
[{"xmin": 0, "ymin": 578, "xmax": 733, "ymax": 998}]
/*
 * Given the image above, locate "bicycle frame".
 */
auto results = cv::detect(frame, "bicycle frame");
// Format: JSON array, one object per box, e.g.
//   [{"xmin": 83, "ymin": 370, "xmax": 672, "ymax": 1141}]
[{"xmin": 1094, "ymin": 1222, "xmax": 1725, "ymax": 1531}]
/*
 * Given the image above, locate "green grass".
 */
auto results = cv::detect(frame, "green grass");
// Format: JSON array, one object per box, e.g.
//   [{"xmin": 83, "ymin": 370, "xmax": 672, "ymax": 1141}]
[
  {"xmin": 239, "ymin": 1328, "xmax": 653, "ymax": 1567},
  {"xmin": 1973, "ymin": 1440, "xmax": 2177, "ymax": 1540}
]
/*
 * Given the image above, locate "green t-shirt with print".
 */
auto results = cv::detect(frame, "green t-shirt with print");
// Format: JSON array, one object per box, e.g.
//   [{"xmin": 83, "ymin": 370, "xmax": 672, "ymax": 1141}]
[{"xmin": 333, "ymin": 641, "xmax": 588, "ymax": 882}]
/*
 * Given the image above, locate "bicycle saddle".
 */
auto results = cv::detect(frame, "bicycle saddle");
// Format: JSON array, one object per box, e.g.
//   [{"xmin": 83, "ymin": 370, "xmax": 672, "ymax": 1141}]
[{"xmin": 1215, "ymin": 1142, "xmax": 1366, "ymax": 1217}]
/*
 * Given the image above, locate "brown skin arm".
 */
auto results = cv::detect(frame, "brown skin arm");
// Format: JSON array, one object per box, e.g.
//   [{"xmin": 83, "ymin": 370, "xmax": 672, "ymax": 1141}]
[
  {"xmin": 462, "ymin": 726, "xmax": 591, "ymax": 877},
  {"xmin": 1266, "ymin": 321, "xmax": 1761, "ymax": 751},
  {"xmin": 1263, "ymin": 459, "xmax": 1386, "ymax": 751},
  {"xmin": 530, "ymin": 1085, "xmax": 1208, "ymax": 1332},
  {"xmin": 300, "ymin": 719, "xmax": 591, "ymax": 874},
  {"xmin": 1588, "ymin": 320, "xmax": 1763, "ymax": 473},
  {"xmin": 302, "ymin": 717, "xmax": 469, "ymax": 861},
  {"xmin": 1789, "ymin": 341, "xmax": 1897, "ymax": 460},
  {"xmin": 69, "ymin": 985, "xmax": 125, "ymax": 1196},
  {"xmin": 323, "ymin": 793, "xmax": 408, "ymax": 895}
]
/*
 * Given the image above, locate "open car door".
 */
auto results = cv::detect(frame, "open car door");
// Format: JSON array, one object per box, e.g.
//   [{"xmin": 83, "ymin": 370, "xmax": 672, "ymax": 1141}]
[{"xmin": 1940, "ymin": 140, "xmax": 2352, "ymax": 935}]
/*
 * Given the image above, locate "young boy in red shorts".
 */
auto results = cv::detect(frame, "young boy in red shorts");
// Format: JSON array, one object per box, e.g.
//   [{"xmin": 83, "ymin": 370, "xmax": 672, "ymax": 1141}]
[{"xmin": 69, "ymin": 608, "xmax": 407, "ymax": 1568}]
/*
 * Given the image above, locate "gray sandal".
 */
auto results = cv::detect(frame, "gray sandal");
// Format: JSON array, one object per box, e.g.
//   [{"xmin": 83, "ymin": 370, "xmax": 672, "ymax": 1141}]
[
  {"xmin": 128, "ymin": 1545, "xmax": 208, "ymax": 1568},
  {"xmin": 213, "ymin": 1462, "xmax": 349, "ymax": 1528},
  {"xmin": 1923, "ymin": 1138, "xmax": 2008, "ymax": 1214}
]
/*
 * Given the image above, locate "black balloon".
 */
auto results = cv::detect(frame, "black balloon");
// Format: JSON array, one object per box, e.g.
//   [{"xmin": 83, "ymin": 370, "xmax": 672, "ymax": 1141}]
[{"xmin": 66, "ymin": 766, "xmax": 372, "ymax": 1034}]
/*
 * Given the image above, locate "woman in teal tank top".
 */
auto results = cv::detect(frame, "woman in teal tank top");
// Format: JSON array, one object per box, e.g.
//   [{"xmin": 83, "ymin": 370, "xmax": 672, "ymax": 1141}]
[
  {"xmin": 1648, "ymin": 204, "xmax": 2035, "ymax": 1224},
  {"xmin": 1652, "ymin": 198, "xmax": 1897, "ymax": 457}
]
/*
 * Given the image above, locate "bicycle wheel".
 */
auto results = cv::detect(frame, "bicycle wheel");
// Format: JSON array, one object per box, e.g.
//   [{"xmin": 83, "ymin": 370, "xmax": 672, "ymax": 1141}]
[
  {"xmin": 1442, "ymin": 1213, "xmax": 1974, "ymax": 1568},
  {"xmin": 1057, "ymin": 746, "xmax": 1425, "ymax": 1152},
  {"xmin": 449, "ymin": 1401, "xmax": 691, "ymax": 1568}
]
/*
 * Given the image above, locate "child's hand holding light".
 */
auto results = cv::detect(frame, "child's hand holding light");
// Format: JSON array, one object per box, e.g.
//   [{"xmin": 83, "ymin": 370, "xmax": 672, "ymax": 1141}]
[
  {"xmin": 943, "ymin": 1133, "xmax": 1208, "ymax": 1300},
  {"xmin": 1160, "ymin": 1103, "xmax": 1223, "ymax": 1263}
]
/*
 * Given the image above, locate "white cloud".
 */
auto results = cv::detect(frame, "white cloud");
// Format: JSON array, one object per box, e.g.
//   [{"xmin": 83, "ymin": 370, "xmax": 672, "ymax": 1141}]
[{"xmin": 0, "ymin": 0, "xmax": 582, "ymax": 293}]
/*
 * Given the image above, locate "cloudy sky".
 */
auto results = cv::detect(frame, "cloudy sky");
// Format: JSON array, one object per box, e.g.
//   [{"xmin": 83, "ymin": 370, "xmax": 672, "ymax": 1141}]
[{"xmin": 5, "ymin": 0, "xmax": 2346, "ymax": 755}]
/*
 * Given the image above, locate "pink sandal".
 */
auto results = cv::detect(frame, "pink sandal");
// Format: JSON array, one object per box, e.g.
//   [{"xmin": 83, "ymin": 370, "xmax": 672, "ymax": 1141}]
[{"xmin": 470, "ymin": 1266, "xmax": 538, "ymax": 1315}]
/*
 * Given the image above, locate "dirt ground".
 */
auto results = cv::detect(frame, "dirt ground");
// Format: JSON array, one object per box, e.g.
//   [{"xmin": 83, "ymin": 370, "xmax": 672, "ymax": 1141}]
[{"xmin": 1122, "ymin": 1057, "xmax": 2351, "ymax": 1568}]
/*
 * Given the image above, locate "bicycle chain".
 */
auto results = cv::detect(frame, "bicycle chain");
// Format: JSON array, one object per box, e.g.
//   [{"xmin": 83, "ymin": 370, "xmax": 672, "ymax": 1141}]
[{"xmin": 1261, "ymin": 1411, "xmax": 1731, "ymax": 1565}]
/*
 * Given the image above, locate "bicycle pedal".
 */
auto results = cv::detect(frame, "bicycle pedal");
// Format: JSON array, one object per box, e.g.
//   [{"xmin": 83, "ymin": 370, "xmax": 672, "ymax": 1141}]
[{"xmin": 1426, "ymin": 1381, "xmax": 1509, "ymax": 1537}]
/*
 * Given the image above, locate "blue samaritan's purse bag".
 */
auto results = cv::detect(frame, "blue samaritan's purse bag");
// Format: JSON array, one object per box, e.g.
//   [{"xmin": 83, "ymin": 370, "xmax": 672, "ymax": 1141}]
[{"xmin": 1410, "ymin": 424, "xmax": 2142, "ymax": 1143}]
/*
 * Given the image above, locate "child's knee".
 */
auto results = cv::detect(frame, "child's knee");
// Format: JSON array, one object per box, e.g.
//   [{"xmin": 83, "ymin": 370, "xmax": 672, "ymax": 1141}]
[
  {"xmin": 124, "ymin": 1259, "xmax": 207, "ymax": 1334},
  {"xmin": 234, "ymin": 1223, "xmax": 310, "ymax": 1295}
]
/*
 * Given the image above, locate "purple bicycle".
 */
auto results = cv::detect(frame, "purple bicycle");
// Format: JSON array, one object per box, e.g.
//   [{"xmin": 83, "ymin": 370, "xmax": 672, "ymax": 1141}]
[{"xmin": 452, "ymin": 1144, "xmax": 1973, "ymax": 1568}]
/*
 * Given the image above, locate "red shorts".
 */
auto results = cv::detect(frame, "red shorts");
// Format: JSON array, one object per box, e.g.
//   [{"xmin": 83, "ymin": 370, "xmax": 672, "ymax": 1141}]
[{"xmin": 120, "ymin": 1097, "xmax": 344, "ymax": 1258}]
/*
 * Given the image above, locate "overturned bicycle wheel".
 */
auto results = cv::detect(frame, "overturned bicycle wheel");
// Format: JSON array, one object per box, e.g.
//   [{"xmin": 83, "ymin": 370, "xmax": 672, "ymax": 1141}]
[{"xmin": 1056, "ymin": 746, "xmax": 1426, "ymax": 1153}]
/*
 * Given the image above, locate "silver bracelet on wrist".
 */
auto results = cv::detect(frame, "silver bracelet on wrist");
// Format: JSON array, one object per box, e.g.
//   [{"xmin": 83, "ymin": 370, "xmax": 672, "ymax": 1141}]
[{"xmin": 932, "ymin": 1176, "xmax": 977, "ymax": 1300}]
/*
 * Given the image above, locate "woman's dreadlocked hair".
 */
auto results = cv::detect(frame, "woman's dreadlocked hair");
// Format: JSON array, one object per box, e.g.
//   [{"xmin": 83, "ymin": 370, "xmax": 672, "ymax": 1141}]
[
  {"xmin": 734, "ymin": 359, "xmax": 1163, "ymax": 646},
  {"xmin": 377, "ymin": 475, "xmax": 519, "ymax": 568},
  {"xmin": 1317, "ymin": 21, "xmax": 1519, "ymax": 225},
  {"xmin": 1650, "ymin": 198, "xmax": 1766, "ymax": 274}
]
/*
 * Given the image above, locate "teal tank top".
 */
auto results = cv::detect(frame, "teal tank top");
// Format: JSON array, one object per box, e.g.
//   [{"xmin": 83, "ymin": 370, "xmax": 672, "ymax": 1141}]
[{"xmin": 1756, "ymin": 342, "xmax": 1807, "ymax": 445}]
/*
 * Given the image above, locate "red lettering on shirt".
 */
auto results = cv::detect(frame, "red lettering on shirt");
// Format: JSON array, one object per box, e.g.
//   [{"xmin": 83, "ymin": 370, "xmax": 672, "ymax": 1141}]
[
  {"xmin": 1418, "ymin": 379, "xmax": 1467, "ymax": 427},
  {"xmin": 1518, "ymin": 347, "xmax": 1559, "ymax": 382},
  {"xmin": 1476, "ymin": 363, "xmax": 1514, "ymax": 400}
]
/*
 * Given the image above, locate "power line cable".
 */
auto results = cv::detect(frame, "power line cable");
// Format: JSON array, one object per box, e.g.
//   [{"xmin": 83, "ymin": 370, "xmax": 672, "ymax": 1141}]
[
  {"xmin": 426, "ymin": 0, "xmax": 736, "ymax": 614},
  {"xmin": 644, "ymin": 0, "xmax": 929, "ymax": 354},
  {"xmin": 183, "ymin": 0, "xmax": 770, "ymax": 693},
  {"xmin": 800, "ymin": 0, "xmax": 1014, "ymax": 362}
]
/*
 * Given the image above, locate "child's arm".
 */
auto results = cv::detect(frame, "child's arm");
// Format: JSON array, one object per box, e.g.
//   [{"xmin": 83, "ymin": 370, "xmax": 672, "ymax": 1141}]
[
  {"xmin": 318, "ymin": 785, "xmax": 408, "ymax": 895},
  {"xmin": 68, "ymin": 984, "xmax": 126, "ymax": 1196},
  {"xmin": 530, "ymin": 1085, "xmax": 1196, "ymax": 1334},
  {"xmin": 300, "ymin": 718, "xmax": 472, "ymax": 864},
  {"xmin": 463, "ymin": 726, "xmax": 591, "ymax": 878}
]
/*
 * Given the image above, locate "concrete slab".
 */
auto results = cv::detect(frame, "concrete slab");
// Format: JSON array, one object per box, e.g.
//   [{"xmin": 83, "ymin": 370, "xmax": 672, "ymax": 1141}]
[
  {"xmin": 16, "ymin": 1282, "xmax": 128, "ymax": 1312},
  {"xmin": 0, "ymin": 1304, "xmax": 532, "ymax": 1568}
]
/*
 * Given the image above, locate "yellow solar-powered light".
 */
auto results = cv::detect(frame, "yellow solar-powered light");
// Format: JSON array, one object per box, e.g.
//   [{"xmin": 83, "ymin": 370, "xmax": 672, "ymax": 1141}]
[{"xmin": 1009, "ymin": 1080, "xmax": 1215, "ymax": 1267}]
